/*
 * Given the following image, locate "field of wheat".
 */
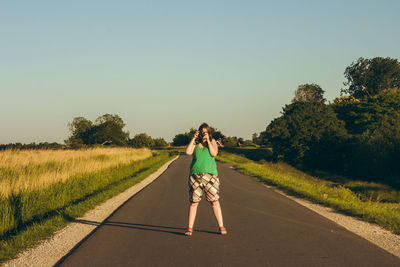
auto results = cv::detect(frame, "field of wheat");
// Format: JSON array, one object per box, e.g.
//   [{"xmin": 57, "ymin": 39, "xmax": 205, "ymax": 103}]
[{"xmin": 0, "ymin": 147, "xmax": 152, "ymax": 198}]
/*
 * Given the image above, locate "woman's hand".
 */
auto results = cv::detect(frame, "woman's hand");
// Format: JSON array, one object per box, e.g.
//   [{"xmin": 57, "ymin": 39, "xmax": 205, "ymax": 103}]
[
  {"xmin": 193, "ymin": 130, "xmax": 200, "ymax": 139},
  {"xmin": 203, "ymin": 132, "xmax": 210, "ymax": 143}
]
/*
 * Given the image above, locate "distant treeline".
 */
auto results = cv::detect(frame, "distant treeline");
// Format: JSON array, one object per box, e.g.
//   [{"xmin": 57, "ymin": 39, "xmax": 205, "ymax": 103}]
[
  {"xmin": 252, "ymin": 57, "xmax": 400, "ymax": 187},
  {"xmin": 0, "ymin": 142, "xmax": 65, "ymax": 150},
  {"xmin": 171, "ymin": 127, "xmax": 257, "ymax": 147},
  {"xmin": 1, "ymin": 116, "xmax": 255, "ymax": 150},
  {"xmin": 65, "ymin": 114, "xmax": 255, "ymax": 149},
  {"xmin": 65, "ymin": 114, "xmax": 168, "ymax": 149},
  {"xmin": 1, "ymin": 115, "xmax": 170, "ymax": 150}
]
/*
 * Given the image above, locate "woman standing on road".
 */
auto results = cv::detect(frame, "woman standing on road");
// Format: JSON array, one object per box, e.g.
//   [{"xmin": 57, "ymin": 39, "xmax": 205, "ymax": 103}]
[{"xmin": 184, "ymin": 123, "xmax": 227, "ymax": 236}]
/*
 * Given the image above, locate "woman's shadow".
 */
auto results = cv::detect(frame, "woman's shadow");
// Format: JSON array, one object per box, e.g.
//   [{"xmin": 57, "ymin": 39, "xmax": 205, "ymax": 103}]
[{"xmin": 72, "ymin": 218, "xmax": 219, "ymax": 236}]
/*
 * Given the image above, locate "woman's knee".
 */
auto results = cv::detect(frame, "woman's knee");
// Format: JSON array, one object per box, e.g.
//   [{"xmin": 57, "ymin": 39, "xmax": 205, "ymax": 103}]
[{"xmin": 210, "ymin": 200, "xmax": 219, "ymax": 207}]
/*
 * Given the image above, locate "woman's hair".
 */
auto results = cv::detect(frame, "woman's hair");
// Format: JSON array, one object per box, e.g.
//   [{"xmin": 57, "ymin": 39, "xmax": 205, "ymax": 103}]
[{"xmin": 198, "ymin": 122, "xmax": 213, "ymax": 139}]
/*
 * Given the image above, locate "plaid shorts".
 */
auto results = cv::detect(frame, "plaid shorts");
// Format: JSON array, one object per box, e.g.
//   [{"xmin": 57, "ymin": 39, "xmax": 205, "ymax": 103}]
[{"xmin": 188, "ymin": 173, "xmax": 220, "ymax": 203}]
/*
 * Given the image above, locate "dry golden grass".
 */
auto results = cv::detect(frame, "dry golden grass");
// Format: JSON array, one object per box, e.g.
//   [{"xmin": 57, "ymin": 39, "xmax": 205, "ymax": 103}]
[{"xmin": 0, "ymin": 147, "xmax": 152, "ymax": 198}]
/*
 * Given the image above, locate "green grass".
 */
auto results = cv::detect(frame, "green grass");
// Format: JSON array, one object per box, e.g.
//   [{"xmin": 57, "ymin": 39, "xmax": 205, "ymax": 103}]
[
  {"xmin": 0, "ymin": 150, "xmax": 176, "ymax": 265},
  {"xmin": 216, "ymin": 151, "xmax": 400, "ymax": 235},
  {"xmin": 220, "ymin": 147, "xmax": 273, "ymax": 161}
]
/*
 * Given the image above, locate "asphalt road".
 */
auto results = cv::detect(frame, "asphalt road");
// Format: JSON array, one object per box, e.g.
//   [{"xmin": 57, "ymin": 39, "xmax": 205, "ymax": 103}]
[{"xmin": 57, "ymin": 155, "xmax": 400, "ymax": 267}]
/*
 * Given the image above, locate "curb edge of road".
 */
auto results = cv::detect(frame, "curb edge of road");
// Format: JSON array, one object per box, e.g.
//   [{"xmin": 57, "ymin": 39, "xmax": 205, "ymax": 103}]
[
  {"xmin": 4, "ymin": 155, "xmax": 180, "ymax": 267},
  {"xmin": 261, "ymin": 183, "xmax": 400, "ymax": 260}
]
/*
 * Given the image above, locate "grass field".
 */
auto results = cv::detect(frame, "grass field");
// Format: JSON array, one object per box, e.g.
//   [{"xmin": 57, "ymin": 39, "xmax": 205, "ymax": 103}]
[
  {"xmin": 0, "ymin": 147, "xmax": 176, "ymax": 265},
  {"xmin": 0, "ymin": 147, "xmax": 153, "ymax": 198},
  {"xmin": 216, "ymin": 151, "xmax": 400, "ymax": 235}
]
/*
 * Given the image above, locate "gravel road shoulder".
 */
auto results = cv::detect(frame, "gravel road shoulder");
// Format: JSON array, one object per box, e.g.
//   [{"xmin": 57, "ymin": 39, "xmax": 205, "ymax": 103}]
[{"xmin": 263, "ymin": 183, "xmax": 400, "ymax": 259}]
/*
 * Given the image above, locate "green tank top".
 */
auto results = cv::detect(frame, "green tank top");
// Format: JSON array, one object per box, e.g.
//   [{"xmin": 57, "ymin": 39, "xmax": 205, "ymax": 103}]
[{"xmin": 189, "ymin": 144, "xmax": 218, "ymax": 175}]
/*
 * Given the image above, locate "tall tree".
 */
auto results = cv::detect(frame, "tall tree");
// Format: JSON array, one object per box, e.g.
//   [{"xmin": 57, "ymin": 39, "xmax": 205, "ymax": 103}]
[
  {"xmin": 341, "ymin": 57, "xmax": 400, "ymax": 98},
  {"xmin": 292, "ymin": 83, "xmax": 326, "ymax": 103},
  {"xmin": 65, "ymin": 114, "xmax": 129, "ymax": 146},
  {"xmin": 90, "ymin": 119, "xmax": 129, "ymax": 146},
  {"xmin": 95, "ymin": 114, "xmax": 126, "ymax": 130},
  {"xmin": 264, "ymin": 102, "xmax": 347, "ymax": 166},
  {"xmin": 65, "ymin": 117, "xmax": 93, "ymax": 147}
]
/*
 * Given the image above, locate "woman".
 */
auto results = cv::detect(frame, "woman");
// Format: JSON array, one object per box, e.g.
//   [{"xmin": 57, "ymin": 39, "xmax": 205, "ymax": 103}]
[{"xmin": 184, "ymin": 123, "xmax": 227, "ymax": 236}]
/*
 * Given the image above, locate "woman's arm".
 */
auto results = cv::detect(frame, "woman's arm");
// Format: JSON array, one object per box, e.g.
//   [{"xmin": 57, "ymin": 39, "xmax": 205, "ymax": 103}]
[
  {"xmin": 207, "ymin": 138, "xmax": 219, "ymax": 157},
  {"xmin": 185, "ymin": 137, "xmax": 196, "ymax": 155},
  {"xmin": 185, "ymin": 131, "xmax": 199, "ymax": 155}
]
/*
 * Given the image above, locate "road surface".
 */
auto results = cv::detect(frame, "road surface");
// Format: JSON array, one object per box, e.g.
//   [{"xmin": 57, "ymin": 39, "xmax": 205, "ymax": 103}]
[{"xmin": 57, "ymin": 155, "xmax": 400, "ymax": 266}]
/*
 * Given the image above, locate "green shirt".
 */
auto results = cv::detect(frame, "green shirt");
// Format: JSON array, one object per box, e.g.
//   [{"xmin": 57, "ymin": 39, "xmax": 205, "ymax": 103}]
[{"xmin": 189, "ymin": 144, "xmax": 218, "ymax": 175}]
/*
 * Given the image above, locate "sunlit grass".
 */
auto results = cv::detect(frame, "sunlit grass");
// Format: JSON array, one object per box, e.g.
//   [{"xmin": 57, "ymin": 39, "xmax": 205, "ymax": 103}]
[
  {"xmin": 0, "ymin": 147, "xmax": 152, "ymax": 198},
  {"xmin": 216, "ymin": 151, "xmax": 400, "ymax": 234}
]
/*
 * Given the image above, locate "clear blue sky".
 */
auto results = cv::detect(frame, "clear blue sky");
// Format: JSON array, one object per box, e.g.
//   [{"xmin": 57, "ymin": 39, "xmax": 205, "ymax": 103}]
[{"xmin": 1, "ymin": 1, "xmax": 399, "ymax": 144}]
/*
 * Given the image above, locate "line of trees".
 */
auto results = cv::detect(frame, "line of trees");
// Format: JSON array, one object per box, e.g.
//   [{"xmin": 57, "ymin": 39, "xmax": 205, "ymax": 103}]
[
  {"xmin": 171, "ymin": 127, "xmax": 258, "ymax": 147},
  {"xmin": 65, "ymin": 114, "xmax": 168, "ymax": 149},
  {"xmin": 0, "ymin": 142, "xmax": 65, "ymax": 150},
  {"xmin": 254, "ymin": 57, "xmax": 400, "ymax": 186},
  {"xmin": 172, "ymin": 127, "xmax": 225, "ymax": 146},
  {"xmin": 2, "ymin": 115, "xmax": 253, "ymax": 150}
]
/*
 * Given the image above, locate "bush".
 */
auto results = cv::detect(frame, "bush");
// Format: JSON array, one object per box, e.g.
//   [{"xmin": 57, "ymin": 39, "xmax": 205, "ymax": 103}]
[{"xmin": 263, "ymin": 101, "xmax": 348, "ymax": 167}]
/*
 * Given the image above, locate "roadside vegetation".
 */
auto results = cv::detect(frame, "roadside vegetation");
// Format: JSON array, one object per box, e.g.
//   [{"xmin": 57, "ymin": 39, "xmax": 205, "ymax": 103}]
[
  {"xmin": 0, "ymin": 148, "xmax": 176, "ymax": 265},
  {"xmin": 216, "ymin": 151, "xmax": 400, "ymax": 235},
  {"xmin": 0, "ymin": 147, "xmax": 152, "ymax": 198},
  {"xmin": 253, "ymin": 57, "xmax": 400, "ymax": 189}
]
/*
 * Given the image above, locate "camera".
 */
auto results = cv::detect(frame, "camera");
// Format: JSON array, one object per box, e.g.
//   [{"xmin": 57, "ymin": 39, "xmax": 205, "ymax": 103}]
[
  {"xmin": 196, "ymin": 132, "xmax": 204, "ymax": 143},
  {"xmin": 196, "ymin": 132, "xmax": 204, "ymax": 144}
]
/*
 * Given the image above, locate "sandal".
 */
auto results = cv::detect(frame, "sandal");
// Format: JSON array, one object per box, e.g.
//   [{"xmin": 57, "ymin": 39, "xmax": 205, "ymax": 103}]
[
  {"xmin": 219, "ymin": 226, "xmax": 227, "ymax": 235},
  {"xmin": 185, "ymin": 227, "xmax": 193, "ymax": 236}
]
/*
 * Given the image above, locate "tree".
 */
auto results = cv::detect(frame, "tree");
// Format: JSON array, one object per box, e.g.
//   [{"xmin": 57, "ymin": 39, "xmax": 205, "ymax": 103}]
[
  {"xmin": 95, "ymin": 114, "xmax": 126, "ymax": 130},
  {"xmin": 257, "ymin": 130, "xmax": 272, "ymax": 146},
  {"xmin": 129, "ymin": 133, "xmax": 155, "ymax": 148},
  {"xmin": 366, "ymin": 113, "xmax": 400, "ymax": 179},
  {"xmin": 222, "ymin": 136, "xmax": 240, "ymax": 147},
  {"xmin": 65, "ymin": 117, "xmax": 93, "ymax": 147},
  {"xmin": 172, "ymin": 133, "xmax": 191, "ymax": 146},
  {"xmin": 264, "ymin": 102, "xmax": 347, "ymax": 166},
  {"xmin": 65, "ymin": 114, "xmax": 129, "ymax": 147},
  {"xmin": 90, "ymin": 119, "xmax": 129, "ymax": 146},
  {"xmin": 211, "ymin": 128, "xmax": 225, "ymax": 142},
  {"xmin": 153, "ymin": 138, "xmax": 168, "ymax": 147},
  {"xmin": 292, "ymin": 83, "xmax": 326, "ymax": 103},
  {"xmin": 341, "ymin": 57, "xmax": 400, "ymax": 98},
  {"xmin": 252, "ymin": 133, "xmax": 261, "ymax": 145},
  {"xmin": 333, "ymin": 88, "xmax": 400, "ymax": 135}
]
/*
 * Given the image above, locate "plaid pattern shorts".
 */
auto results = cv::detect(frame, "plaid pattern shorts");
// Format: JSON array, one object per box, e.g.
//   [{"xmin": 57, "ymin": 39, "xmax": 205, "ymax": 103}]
[{"xmin": 188, "ymin": 173, "xmax": 220, "ymax": 203}]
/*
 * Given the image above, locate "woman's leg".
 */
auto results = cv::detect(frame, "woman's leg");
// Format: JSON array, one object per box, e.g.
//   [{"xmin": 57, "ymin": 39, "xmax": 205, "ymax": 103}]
[
  {"xmin": 188, "ymin": 202, "xmax": 199, "ymax": 229},
  {"xmin": 210, "ymin": 200, "xmax": 224, "ymax": 227}
]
